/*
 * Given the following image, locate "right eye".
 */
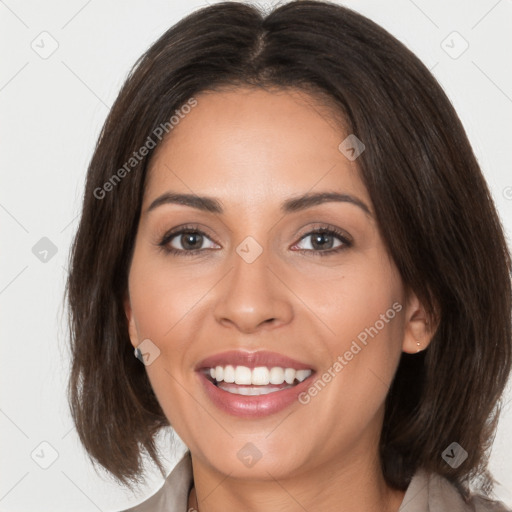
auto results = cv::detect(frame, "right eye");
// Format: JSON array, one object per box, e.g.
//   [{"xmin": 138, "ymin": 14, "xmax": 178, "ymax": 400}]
[{"xmin": 158, "ymin": 227, "xmax": 220, "ymax": 256}]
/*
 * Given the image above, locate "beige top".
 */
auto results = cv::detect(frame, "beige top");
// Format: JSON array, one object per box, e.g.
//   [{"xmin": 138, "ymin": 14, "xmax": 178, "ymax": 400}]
[{"xmin": 121, "ymin": 451, "xmax": 511, "ymax": 512}]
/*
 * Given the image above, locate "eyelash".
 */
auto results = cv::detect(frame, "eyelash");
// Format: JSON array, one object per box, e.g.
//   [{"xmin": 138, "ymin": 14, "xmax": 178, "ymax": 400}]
[{"xmin": 156, "ymin": 223, "xmax": 352, "ymax": 257}]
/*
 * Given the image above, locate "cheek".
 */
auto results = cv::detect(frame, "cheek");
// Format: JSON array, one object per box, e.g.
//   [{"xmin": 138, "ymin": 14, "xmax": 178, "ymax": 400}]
[
  {"xmin": 128, "ymin": 246, "xmax": 213, "ymax": 341},
  {"xmin": 128, "ymin": 254, "xmax": 202, "ymax": 431},
  {"xmin": 293, "ymin": 255, "xmax": 404, "ymax": 351},
  {"xmin": 301, "ymin": 256, "xmax": 405, "ymax": 403}
]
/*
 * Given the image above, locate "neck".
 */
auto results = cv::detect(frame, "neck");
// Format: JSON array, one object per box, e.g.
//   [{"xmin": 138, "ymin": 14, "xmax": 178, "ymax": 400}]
[{"xmin": 188, "ymin": 449, "xmax": 405, "ymax": 512}]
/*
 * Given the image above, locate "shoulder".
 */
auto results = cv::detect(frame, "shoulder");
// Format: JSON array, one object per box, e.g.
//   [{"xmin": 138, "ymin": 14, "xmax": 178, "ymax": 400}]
[
  {"xmin": 401, "ymin": 468, "xmax": 512, "ymax": 512},
  {"xmin": 119, "ymin": 451, "xmax": 193, "ymax": 512}
]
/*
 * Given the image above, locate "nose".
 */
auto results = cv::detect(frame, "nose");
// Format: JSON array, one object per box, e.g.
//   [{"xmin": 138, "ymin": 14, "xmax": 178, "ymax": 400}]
[{"xmin": 213, "ymin": 245, "xmax": 294, "ymax": 333}]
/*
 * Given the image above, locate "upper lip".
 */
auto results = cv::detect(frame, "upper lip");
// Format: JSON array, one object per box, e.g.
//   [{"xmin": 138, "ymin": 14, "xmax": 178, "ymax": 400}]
[{"xmin": 195, "ymin": 350, "xmax": 314, "ymax": 371}]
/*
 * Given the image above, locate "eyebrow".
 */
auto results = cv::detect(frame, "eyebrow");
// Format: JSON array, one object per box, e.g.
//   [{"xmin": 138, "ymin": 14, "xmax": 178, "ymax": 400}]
[{"xmin": 146, "ymin": 191, "xmax": 371, "ymax": 216}]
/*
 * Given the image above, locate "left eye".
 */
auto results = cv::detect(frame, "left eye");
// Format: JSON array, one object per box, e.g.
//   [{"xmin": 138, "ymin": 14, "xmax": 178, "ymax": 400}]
[{"xmin": 293, "ymin": 230, "xmax": 349, "ymax": 252}]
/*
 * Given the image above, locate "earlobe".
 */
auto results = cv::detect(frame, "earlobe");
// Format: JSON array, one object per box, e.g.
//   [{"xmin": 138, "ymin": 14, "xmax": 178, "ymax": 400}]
[
  {"xmin": 124, "ymin": 296, "xmax": 139, "ymax": 348},
  {"xmin": 402, "ymin": 293, "xmax": 437, "ymax": 354}
]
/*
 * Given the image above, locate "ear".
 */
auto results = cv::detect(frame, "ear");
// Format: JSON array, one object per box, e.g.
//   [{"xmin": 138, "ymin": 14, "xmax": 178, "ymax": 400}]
[
  {"xmin": 124, "ymin": 295, "xmax": 140, "ymax": 349},
  {"xmin": 402, "ymin": 292, "xmax": 437, "ymax": 354}
]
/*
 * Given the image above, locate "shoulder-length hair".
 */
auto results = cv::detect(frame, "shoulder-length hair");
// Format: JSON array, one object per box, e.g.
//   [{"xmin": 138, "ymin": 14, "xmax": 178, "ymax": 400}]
[{"xmin": 66, "ymin": 0, "xmax": 512, "ymax": 496}]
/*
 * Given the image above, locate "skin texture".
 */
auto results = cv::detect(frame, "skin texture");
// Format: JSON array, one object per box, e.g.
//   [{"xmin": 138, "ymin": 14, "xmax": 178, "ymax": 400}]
[{"xmin": 125, "ymin": 87, "xmax": 434, "ymax": 512}]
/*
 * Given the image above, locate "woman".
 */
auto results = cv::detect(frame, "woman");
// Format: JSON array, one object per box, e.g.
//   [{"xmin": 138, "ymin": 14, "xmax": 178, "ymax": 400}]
[{"xmin": 66, "ymin": 1, "xmax": 512, "ymax": 511}]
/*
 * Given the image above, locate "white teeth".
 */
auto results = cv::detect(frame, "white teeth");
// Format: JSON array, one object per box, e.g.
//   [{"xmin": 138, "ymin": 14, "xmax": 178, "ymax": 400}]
[
  {"xmin": 251, "ymin": 367, "xmax": 269, "ymax": 385},
  {"xmin": 295, "ymin": 369, "xmax": 311, "ymax": 382},
  {"xmin": 208, "ymin": 365, "xmax": 312, "ymax": 386},
  {"xmin": 284, "ymin": 368, "xmax": 296, "ymax": 384},
  {"xmin": 234, "ymin": 366, "xmax": 252, "ymax": 385},
  {"xmin": 223, "ymin": 365, "xmax": 235, "ymax": 383},
  {"xmin": 269, "ymin": 367, "xmax": 284, "ymax": 384}
]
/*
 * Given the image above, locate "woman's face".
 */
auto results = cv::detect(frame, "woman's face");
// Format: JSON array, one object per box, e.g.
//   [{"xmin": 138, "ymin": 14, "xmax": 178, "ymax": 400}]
[{"xmin": 125, "ymin": 87, "xmax": 427, "ymax": 480}]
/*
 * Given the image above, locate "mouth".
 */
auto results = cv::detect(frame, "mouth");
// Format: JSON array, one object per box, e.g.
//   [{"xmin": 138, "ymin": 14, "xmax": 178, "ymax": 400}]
[
  {"xmin": 195, "ymin": 350, "xmax": 316, "ymax": 416},
  {"xmin": 200, "ymin": 365, "xmax": 314, "ymax": 396}
]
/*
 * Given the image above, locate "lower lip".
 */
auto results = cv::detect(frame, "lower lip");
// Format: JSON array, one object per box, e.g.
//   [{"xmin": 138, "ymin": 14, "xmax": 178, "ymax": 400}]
[{"xmin": 197, "ymin": 371, "xmax": 314, "ymax": 418}]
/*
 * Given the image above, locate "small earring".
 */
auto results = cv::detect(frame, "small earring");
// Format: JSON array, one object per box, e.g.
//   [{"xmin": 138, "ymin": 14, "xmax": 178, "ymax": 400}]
[
  {"xmin": 134, "ymin": 347, "xmax": 143, "ymax": 362},
  {"xmin": 416, "ymin": 341, "xmax": 421, "ymax": 353}
]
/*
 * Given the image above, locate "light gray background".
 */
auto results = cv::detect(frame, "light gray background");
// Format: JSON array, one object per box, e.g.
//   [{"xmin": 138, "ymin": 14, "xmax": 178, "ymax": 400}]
[{"xmin": 1, "ymin": 0, "xmax": 511, "ymax": 510}]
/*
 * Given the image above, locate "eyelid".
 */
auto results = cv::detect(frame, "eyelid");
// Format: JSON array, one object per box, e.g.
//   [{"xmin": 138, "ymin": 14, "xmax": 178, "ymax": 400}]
[{"xmin": 294, "ymin": 223, "xmax": 353, "ymax": 244}]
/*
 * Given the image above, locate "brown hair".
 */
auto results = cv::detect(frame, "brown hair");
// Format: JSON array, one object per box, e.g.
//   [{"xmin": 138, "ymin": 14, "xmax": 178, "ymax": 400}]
[{"xmin": 66, "ymin": 0, "xmax": 512, "ymax": 497}]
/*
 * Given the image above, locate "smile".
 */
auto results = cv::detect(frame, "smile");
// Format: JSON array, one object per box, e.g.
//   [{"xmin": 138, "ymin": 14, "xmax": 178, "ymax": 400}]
[
  {"xmin": 195, "ymin": 350, "xmax": 316, "ymax": 417},
  {"xmin": 203, "ymin": 365, "xmax": 313, "ymax": 396}
]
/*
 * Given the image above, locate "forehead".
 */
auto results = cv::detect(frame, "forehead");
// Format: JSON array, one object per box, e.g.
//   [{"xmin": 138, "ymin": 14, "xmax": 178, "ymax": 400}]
[{"xmin": 143, "ymin": 87, "xmax": 369, "ymax": 209}]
